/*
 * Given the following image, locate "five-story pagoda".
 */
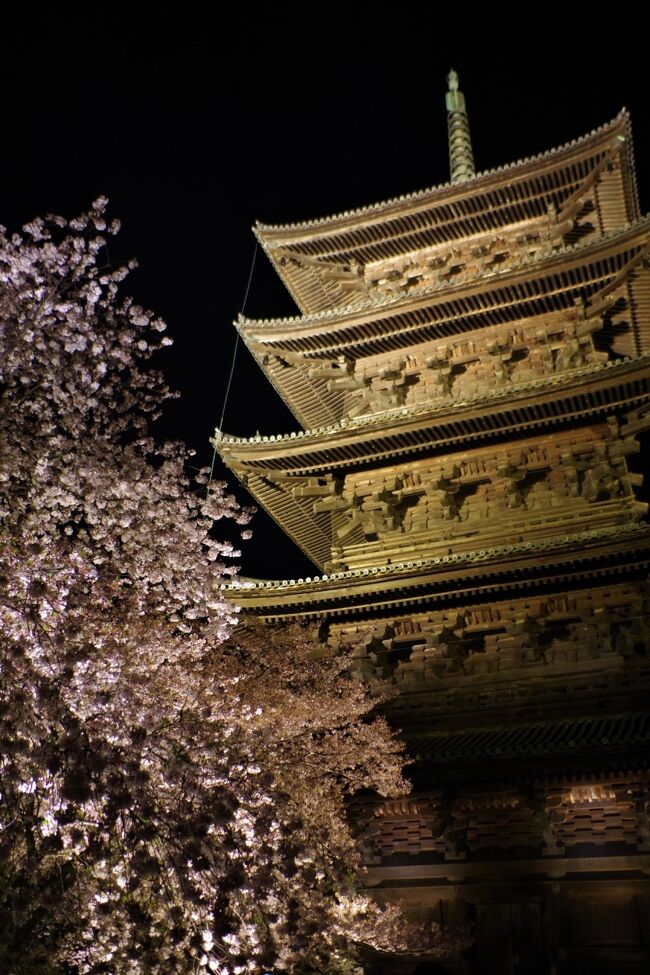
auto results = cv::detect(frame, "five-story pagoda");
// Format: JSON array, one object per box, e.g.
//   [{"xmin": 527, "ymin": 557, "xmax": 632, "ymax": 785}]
[{"xmin": 214, "ymin": 74, "xmax": 650, "ymax": 974}]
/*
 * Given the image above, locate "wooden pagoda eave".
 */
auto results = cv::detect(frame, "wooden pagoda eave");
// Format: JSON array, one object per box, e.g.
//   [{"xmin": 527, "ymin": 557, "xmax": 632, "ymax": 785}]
[
  {"xmin": 216, "ymin": 360, "xmax": 650, "ymax": 572},
  {"xmin": 255, "ymin": 113, "xmax": 634, "ymax": 245},
  {"xmin": 240, "ymin": 214, "xmax": 650, "ymax": 349},
  {"xmin": 234, "ymin": 216, "xmax": 650, "ymax": 430},
  {"xmin": 215, "ymin": 355, "xmax": 650, "ymax": 477},
  {"xmin": 253, "ymin": 113, "xmax": 638, "ymax": 314},
  {"xmin": 222, "ymin": 523, "xmax": 650, "ymax": 621},
  {"xmin": 406, "ymin": 711, "xmax": 650, "ymax": 765}
]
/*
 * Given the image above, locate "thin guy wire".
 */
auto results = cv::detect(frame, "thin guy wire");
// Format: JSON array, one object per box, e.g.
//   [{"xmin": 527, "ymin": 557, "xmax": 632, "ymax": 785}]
[{"xmin": 207, "ymin": 240, "xmax": 259, "ymax": 491}]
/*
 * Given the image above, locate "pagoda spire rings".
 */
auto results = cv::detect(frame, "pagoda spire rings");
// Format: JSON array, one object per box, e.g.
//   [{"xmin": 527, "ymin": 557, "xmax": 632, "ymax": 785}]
[{"xmin": 446, "ymin": 69, "xmax": 476, "ymax": 184}]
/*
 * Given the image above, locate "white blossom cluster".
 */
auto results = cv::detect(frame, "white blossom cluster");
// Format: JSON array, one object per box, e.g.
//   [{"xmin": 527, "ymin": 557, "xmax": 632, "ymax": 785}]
[{"xmin": 0, "ymin": 203, "xmax": 451, "ymax": 974}]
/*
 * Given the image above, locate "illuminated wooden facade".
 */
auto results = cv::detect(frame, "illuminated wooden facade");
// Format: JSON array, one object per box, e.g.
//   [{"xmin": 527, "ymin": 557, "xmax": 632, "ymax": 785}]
[{"xmin": 215, "ymin": 75, "xmax": 650, "ymax": 974}]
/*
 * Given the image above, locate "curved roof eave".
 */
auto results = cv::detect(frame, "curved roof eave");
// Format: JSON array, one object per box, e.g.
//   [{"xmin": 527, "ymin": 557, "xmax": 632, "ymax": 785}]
[
  {"xmin": 253, "ymin": 111, "xmax": 634, "ymax": 240},
  {"xmin": 213, "ymin": 355, "xmax": 650, "ymax": 463},
  {"xmin": 221, "ymin": 523, "xmax": 650, "ymax": 618},
  {"xmin": 238, "ymin": 211, "xmax": 650, "ymax": 338}
]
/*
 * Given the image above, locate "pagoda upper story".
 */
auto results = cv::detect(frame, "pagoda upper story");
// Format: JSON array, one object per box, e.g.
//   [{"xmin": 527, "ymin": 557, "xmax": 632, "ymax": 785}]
[
  {"xmin": 235, "ymin": 76, "xmax": 643, "ymax": 433},
  {"xmin": 215, "ymin": 74, "xmax": 650, "ymax": 579},
  {"xmin": 253, "ymin": 97, "xmax": 637, "ymax": 320}
]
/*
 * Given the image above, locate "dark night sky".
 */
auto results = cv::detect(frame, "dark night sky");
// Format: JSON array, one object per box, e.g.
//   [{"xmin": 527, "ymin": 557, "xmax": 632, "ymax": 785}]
[{"xmin": 3, "ymin": 12, "xmax": 649, "ymax": 578}]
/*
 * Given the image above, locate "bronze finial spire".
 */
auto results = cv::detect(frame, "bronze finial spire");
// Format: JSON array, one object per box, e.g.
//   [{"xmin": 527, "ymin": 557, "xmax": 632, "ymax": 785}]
[{"xmin": 446, "ymin": 69, "xmax": 475, "ymax": 184}]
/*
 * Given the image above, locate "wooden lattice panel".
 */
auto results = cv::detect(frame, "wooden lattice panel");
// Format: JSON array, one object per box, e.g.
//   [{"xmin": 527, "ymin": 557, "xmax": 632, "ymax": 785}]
[
  {"xmin": 357, "ymin": 777, "xmax": 650, "ymax": 863},
  {"xmin": 555, "ymin": 801, "xmax": 639, "ymax": 849},
  {"xmin": 365, "ymin": 815, "xmax": 447, "ymax": 858},
  {"xmin": 465, "ymin": 807, "xmax": 541, "ymax": 852}
]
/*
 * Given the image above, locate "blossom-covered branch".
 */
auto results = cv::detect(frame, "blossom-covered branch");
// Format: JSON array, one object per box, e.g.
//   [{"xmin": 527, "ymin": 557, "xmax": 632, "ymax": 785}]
[{"xmin": 0, "ymin": 203, "xmax": 453, "ymax": 974}]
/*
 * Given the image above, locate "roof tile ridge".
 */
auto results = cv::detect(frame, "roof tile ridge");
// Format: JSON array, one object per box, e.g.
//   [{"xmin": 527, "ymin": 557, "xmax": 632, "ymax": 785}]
[
  {"xmin": 622, "ymin": 108, "xmax": 641, "ymax": 220},
  {"xmin": 239, "ymin": 208, "xmax": 650, "ymax": 331},
  {"xmin": 213, "ymin": 352, "xmax": 649, "ymax": 445},
  {"xmin": 253, "ymin": 111, "xmax": 630, "ymax": 235},
  {"xmin": 221, "ymin": 520, "xmax": 646, "ymax": 591}
]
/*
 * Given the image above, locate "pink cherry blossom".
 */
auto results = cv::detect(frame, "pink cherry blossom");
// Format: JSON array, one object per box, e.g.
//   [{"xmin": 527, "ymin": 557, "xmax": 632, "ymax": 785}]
[{"xmin": 0, "ymin": 203, "xmax": 458, "ymax": 974}]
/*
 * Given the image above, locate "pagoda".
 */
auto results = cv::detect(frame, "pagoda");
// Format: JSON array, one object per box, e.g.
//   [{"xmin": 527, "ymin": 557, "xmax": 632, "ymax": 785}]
[{"xmin": 214, "ymin": 74, "xmax": 650, "ymax": 974}]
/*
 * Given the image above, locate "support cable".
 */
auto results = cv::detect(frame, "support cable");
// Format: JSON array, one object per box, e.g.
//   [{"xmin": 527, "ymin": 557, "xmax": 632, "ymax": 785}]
[{"xmin": 207, "ymin": 240, "xmax": 259, "ymax": 492}]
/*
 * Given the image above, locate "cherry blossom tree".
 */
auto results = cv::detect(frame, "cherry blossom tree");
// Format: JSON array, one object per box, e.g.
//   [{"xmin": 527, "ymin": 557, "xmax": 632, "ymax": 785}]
[{"xmin": 0, "ymin": 203, "xmax": 456, "ymax": 973}]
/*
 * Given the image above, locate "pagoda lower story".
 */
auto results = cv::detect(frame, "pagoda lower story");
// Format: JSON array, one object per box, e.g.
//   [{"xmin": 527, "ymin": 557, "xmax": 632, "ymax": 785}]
[
  {"xmin": 225, "ymin": 554, "xmax": 650, "ymax": 974},
  {"xmin": 215, "ymin": 77, "xmax": 650, "ymax": 974}
]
